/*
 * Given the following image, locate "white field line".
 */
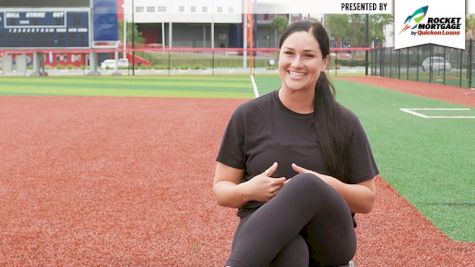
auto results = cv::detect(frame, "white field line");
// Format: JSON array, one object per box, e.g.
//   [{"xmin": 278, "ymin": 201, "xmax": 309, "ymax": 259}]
[
  {"xmin": 250, "ymin": 74, "xmax": 259, "ymax": 98},
  {"xmin": 400, "ymin": 108, "xmax": 475, "ymax": 119},
  {"xmin": 400, "ymin": 108, "xmax": 429, "ymax": 118},
  {"xmin": 404, "ymin": 108, "xmax": 471, "ymax": 111}
]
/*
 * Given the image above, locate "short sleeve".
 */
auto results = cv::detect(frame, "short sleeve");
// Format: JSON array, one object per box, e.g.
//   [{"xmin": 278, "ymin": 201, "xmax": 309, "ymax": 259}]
[
  {"xmin": 216, "ymin": 108, "xmax": 246, "ymax": 169},
  {"xmin": 347, "ymin": 119, "xmax": 379, "ymax": 184}
]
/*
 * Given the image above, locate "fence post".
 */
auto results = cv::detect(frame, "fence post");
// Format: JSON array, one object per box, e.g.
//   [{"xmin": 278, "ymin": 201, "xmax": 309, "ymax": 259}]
[
  {"xmin": 389, "ymin": 48, "xmax": 393, "ymax": 78},
  {"xmin": 459, "ymin": 46, "xmax": 463, "ymax": 87},
  {"xmin": 416, "ymin": 47, "xmax": 420, "ymax": 81},
  {"xmin": 443, "ymin": 46, "xmax": 446, "ymax": 85},
  {"xmin": 371, "ymin": 47, "xmax": 378, "ymax": 76},
  {"xmin": 469, "ymin": 39, "xmax": 473, "ymax": 88},
  {"xmin": 370, "ymin": 49, "xmax": 373, "ymax": 75},
  {"xmin": 397, "ymin": 49, "xmax": 401, "ymax": 79},
  {"xmin": 380, "ymin": 48, "xmax": 384, "ymax": 76},
  {"xmin": 429, "ymin": 45, "xmax": 434, "ymax": 83},
  {"xmin": 406, "ymin": 48, "xmax": 409, "ymax": 80}
]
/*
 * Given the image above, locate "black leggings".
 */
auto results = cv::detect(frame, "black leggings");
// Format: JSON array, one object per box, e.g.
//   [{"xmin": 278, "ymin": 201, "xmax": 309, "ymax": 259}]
[{"xmin": 226, "ymin": 173, "xmax": 356, "ymax": 267}]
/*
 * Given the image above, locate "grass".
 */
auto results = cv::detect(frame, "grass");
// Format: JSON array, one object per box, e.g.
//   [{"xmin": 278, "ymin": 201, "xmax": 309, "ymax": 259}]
[
  {"xmin": 0, "ymin": 73, "xmax": 473, "ymax": 241},
  {"xmin": 0, "ymin": 75, "xmax": 254, "ymax": 99},
  {"xmin": 335, "ymin": 79, "xmax": 474, "ymax": 242}
]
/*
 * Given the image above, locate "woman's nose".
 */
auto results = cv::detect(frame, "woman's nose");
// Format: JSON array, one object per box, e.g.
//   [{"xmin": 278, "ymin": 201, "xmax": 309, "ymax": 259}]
[{"xmin": 290, "ymin": 55, "xmax": 304, "ymax": 67}]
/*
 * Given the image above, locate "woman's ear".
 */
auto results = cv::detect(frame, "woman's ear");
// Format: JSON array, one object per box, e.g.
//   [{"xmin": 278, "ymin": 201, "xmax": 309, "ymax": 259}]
[{"xmin": 321, "ymin": 55, "xmax": 330, "ymax": 72}]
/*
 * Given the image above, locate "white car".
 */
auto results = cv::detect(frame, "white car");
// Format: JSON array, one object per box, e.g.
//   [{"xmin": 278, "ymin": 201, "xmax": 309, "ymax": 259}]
[
  {"xmin": 100, "ymin": 58, "xmax": 129, "ymax": 69},
  {"xmin": 421, "ymin": 56, "xmax": 451, "ymax": 72}
]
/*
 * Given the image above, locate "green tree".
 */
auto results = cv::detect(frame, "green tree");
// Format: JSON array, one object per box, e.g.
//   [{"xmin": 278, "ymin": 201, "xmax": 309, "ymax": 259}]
[
  {"xmin": 324, "ymin": 14, "xmax": 392, "ymax": 47},
  {"xmin": 370, "ymin": 14, "xmax": 393, "ymax": 46},
  {"xmin": 118, "ymin": 20, "xmax": 145, "ymax": 46},
  {"xmin": 466, "ymin": 15, "xmax": 475, "ymax": 40},
  {"xmin": 271, "ymin": 15, "xmax": 289, "ymax": 34}
]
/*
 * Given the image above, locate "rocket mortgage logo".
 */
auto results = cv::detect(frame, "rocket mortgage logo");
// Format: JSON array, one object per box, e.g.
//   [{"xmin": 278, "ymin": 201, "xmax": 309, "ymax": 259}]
[
  {"xmin": 395, "ymin": 1, "xmax": 465, "ymax": 49},
  {"xmin": 399, "ymin": 6, "xmax": 429, "ymax": 34},
  {"xmin": 399, "ymin": 6, "xmax": 462, "ymax": 37}
]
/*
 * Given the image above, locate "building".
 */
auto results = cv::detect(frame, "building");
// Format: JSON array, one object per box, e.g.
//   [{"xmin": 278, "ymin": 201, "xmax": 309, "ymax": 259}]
[
  {"xmin": 119, "ymin": 0, "xmax": 303, "ymax": 49},
  {"xmin": 121, "ymin": 0, "xmax": 242, "ymax": 48}
]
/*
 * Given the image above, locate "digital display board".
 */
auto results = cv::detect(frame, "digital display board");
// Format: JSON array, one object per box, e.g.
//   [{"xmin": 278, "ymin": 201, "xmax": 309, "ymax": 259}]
[
  {"xmin": 0, "ymin": 10, "xmax": 90, "ymax": 48},
  {"xmin": 5, "ymin": 11, "xmax": 66, "ymax": 27},
  {"xmin": 0, "ymin": 0, "xmax": 90, "ymax": 8},
  {"xmin": 93, "ymin": 0, "xmax": 118, "ymax": 42}
]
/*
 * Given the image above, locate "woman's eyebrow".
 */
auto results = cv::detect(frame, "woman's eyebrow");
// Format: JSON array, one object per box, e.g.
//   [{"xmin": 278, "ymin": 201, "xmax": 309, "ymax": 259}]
[{"xmin": 282, "ymin": 47, "xmax": 318, "ymax": 53}]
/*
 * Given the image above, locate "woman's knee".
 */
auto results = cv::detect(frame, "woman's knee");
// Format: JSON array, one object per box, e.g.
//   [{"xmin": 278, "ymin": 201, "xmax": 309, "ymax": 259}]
[{"xmin": 286, "ymin": 173, "xmax": 328, "ymax": 194}]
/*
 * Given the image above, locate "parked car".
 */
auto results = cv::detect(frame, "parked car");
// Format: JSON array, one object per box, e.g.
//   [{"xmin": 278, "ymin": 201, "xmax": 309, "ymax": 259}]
[
  {"xmin": 100, "ymin": 58, "xmax": 129, "ymax": 69},
  {"xmin": 421, "ymin": 56, "xmax": 451, "ymax": 72}
]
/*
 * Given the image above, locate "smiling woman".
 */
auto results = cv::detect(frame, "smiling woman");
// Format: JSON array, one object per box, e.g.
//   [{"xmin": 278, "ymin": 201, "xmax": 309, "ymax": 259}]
[
  {"xmin": 213, "ymin": 20, "xmax": 379, "ymax": 267},
  {"xmin": 278, "ymin": 31, "xmax": 328, "ymax": 114}
]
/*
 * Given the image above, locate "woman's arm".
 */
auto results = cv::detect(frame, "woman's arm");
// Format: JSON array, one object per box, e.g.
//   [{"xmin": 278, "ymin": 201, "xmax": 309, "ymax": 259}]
[
  {"xmin": 213, "ymin": 162, "xmax": 287, "ymax": 208},
  {"xmin": 292, "ymin": 163, "xmax": 376, "ymax": 214}
]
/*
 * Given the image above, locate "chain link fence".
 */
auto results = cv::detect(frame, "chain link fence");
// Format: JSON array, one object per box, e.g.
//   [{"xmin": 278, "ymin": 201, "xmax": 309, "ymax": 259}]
[{"xmin": 371, "ymin": 40, "xmax": 475, "ymax": 88}]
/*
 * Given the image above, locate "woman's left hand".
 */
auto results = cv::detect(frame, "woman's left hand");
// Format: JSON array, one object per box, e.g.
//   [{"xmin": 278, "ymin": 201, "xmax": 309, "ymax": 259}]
[
  {"xmin": 291, "ymin": 163, "xmax": 320, "ymax": 176},
  {"xmin": 291, "ymin": 163, "xmax": 338, "ymax": 188},
  {"xmin": 291, "ymin": 163, "xmax": 377, "ymax": 214}
]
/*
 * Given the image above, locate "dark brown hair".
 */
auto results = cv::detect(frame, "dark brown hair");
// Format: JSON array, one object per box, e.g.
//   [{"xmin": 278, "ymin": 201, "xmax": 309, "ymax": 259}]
[{"xmin": 279, "ymin": 20, "xmax": 349, "ymax": 180}]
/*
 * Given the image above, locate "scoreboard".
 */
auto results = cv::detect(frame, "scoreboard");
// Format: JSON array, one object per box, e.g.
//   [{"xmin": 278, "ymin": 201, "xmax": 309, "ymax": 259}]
[
  {"xmin": 0, "ymin": 9, "xmax": 90, "ymax": 48},
  {"xmin": 0, "ymin": 0, "xmax": 118, "ymax": 49}
]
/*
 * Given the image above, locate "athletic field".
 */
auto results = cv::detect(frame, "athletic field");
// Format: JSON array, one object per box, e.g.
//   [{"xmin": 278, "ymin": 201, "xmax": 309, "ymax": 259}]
[{"xmin": 0, "ymin": 74, "xmax": 473, "ymax": 265}]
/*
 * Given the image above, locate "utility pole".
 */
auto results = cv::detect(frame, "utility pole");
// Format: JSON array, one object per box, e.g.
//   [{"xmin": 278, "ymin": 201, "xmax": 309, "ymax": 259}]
[
  {"xmin": 131, "ymin": 0, "xmax": 135, "ymax": 75},
  {"xmin": 123, "ymin": 2, "xmax": 127, "ymax": 59},
  {"xmin": 365, "ymin": 14, "xmax": 369, "ymax": 76}
]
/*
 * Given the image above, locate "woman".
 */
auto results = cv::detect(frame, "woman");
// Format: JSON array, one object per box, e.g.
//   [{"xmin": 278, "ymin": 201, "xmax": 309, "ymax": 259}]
[{"xmin": 213, "ymin": 20, "xmax": 378, "ymax": 267}]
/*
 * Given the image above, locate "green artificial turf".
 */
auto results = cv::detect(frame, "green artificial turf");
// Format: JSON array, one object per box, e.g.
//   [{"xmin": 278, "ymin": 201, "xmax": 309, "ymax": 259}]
[
  {"xmin": 336, "ymin": 79, "xmax": 474, "ymax": 242},
  {"xmin": 0, "ymin": 75, "xmax": 255, "ymax": 98}
]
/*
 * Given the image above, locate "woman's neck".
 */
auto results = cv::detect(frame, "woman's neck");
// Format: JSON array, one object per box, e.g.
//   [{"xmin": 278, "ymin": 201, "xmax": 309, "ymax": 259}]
[{"xmin": 278, "ymin": 87, "xmax": 315, "ymax": 114}]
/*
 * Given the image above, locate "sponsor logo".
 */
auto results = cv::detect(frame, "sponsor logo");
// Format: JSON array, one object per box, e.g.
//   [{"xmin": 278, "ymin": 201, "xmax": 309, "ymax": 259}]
[
  {"xmin": 400, "ymin": 6, "xmax": 461, "ymax": 37},
  {"xmin": 400, "ymin": 6, "xmax": 428, "ymax": 34},
  {"xmin": 395, "ymin": 1, "xmax": 464, "ymax": 49}
]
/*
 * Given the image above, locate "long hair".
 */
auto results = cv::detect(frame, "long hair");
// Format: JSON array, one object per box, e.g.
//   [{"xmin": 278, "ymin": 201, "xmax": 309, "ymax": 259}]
[{"xmin": 278, "ymin": 20, "xmax": 349, "ymax": 181}]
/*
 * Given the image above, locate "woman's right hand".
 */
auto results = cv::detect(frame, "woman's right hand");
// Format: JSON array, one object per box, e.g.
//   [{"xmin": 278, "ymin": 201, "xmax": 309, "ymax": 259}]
[{"xmin": 239, "ymin": 162, "xmax": 287, "ymax": 202}]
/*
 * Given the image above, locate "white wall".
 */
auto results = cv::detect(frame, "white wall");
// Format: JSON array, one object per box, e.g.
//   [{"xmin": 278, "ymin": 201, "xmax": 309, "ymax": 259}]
[
  {"xmin": 383, "ymin": 23, "xmax": 393, "ymax": 47},
  {"xmin": 124, "ymin": 0, "xmax": 242, "ymax": 23}
]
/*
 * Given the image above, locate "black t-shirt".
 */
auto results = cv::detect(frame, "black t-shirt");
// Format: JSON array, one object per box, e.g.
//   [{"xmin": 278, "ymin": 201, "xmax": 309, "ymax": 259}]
[{"xmin": 217, "ymin": 90, "xmax": 379, "ymax": 217}]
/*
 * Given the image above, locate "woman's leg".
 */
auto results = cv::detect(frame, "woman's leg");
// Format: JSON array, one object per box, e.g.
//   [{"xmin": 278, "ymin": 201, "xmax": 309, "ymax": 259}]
[
  {"xmin": 269, "ymin": 234, "xmax": 308, "ymax": 267},
  {"xmin": 228, "ymin": 215, "xmax": 308, "ymax": 267},
  {"xmin": 226, "ymin": 173, "xmax": 355, "ymax": 267},
  {"xmin": 301, "ymin": 186, "xmax": 356, "ymax": 266}
]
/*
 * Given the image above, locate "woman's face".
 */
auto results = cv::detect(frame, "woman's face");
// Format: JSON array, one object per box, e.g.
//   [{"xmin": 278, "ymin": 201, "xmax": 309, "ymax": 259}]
[{"xmin": 278, "ymin": 31, "xmax": 329, "ymax": 93}]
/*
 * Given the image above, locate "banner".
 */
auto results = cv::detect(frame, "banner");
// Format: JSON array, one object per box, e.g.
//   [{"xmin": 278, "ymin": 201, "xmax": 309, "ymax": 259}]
[{"xmin": 394, "ymin": 0, "xmax": 465, "ymax": 49}]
